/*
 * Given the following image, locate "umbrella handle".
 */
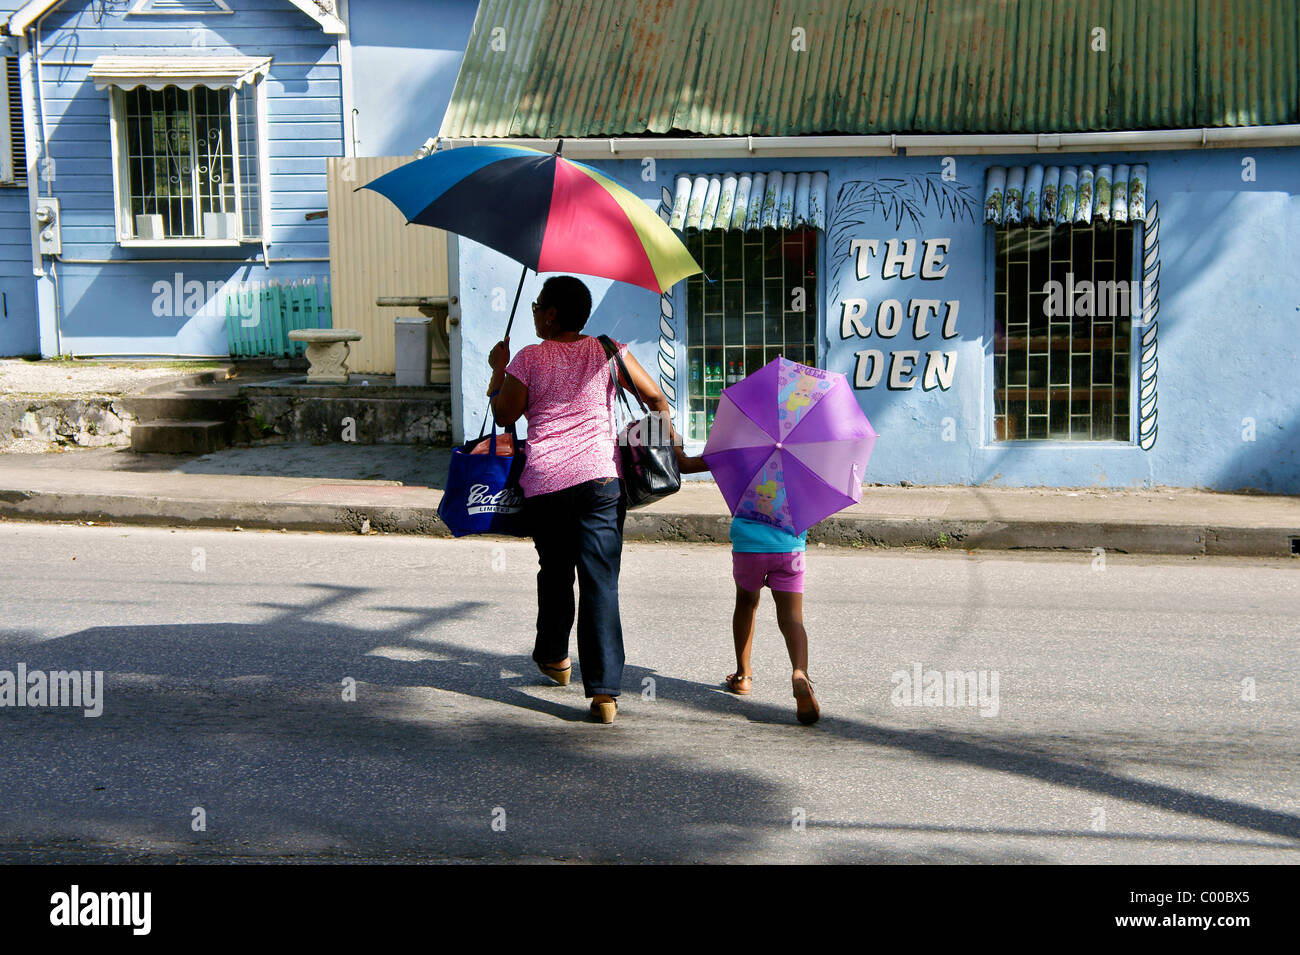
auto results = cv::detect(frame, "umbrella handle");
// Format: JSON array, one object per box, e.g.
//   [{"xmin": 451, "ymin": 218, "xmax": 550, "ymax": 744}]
[{"xmin": 501, "ymin": 266, "xmax": 527, "ymax": 340}]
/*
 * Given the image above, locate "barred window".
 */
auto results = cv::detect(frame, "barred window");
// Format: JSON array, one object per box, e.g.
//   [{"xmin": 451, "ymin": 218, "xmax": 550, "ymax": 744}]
[
  {"xmin": 683, "ymin": 228, "xmax": 818, "ymax": 442},
  {"xmin": 113, "ymin": 84, "xmax": 261, "ymax": 242},
  {"xmin": 993, "ymin": 223, "xmax": 1134, "ymax": 441}
]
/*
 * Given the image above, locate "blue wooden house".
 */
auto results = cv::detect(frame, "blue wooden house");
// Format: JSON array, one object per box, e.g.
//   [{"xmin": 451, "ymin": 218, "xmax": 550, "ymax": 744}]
[{"xmin": 0, "ymin": 0, "xmax": 476, "ymax": 359}]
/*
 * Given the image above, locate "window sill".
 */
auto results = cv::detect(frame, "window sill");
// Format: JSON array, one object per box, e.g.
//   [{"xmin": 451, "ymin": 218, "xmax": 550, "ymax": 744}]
[
  {"xmin": 119, "ymin": 238, "xmax": 258, "ymax": 249},
  {"xmin": 986, "ymin": 440, "xmax": 1136, "ymax": 449}
]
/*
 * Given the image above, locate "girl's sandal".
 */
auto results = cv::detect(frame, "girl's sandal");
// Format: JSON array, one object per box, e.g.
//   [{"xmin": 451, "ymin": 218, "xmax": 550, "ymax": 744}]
[
  {"xmin": 725, "ymin": 673, "xmax": 753, "ymax": 695},
  {"xmin": 792, "ymin": 674, "xmax": 820, "ymax": 725},
  {"xmin": 537, "ymin": 660, "xmax": 572, "ymax": 686}
]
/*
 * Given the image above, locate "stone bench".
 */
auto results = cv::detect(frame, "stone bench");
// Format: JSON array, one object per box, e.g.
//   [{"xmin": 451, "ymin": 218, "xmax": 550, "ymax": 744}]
[{"xmin": 288, "ymin": 328, "xmax": 363, "ymax": 384}]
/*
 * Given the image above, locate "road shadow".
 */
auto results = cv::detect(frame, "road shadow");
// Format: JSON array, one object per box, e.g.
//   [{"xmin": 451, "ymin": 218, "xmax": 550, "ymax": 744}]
[{"xmin": 2, "ymin": 580, "xmax": 1297, "ymax": 860}]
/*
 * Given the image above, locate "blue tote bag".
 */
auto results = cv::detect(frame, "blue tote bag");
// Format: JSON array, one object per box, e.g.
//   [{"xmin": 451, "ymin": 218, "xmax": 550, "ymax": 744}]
[{"xmin": 437, "ymin": 416, "xmax": 530, "ymax": 538}]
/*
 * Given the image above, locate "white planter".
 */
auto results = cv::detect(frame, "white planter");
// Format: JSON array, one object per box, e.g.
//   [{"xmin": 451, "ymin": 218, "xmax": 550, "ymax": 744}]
[
  {"xmin": 203, "ymin": 212, "xmax": 238, "ymax": 239},
  {"xmin": 134, "ymin": 214, "xmax": 165, "ymax": 240}
]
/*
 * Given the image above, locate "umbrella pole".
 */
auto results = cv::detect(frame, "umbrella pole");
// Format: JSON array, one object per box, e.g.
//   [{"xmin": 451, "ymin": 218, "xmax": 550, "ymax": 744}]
[{"xmin": 502, "ymin": 266, "xmax": 528, "ymax": 340}]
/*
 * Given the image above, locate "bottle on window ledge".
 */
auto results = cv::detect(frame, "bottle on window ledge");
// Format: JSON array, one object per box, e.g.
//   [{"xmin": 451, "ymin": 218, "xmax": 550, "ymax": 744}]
[{"xmin": 706, "ymin": 362, "xmax": 722, "ymax": 397}]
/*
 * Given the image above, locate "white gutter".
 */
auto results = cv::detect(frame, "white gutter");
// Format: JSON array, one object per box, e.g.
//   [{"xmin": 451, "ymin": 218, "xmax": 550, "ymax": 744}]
[
  {"xmin": 440, "ymin": 135, "xmax": 896, "ymax": 158},
  {"xmin": 899, "ymin": 126, "xmax": 1300, "ymax": 154},
  {"xmin": 18, "ymin": 34, "xmax": 41, "ymax": 277},
  {"xmin": 337, "ymin": 0, "xmax": 355, "ymax": 157},
  {"xmin": 33, "ymin": 4, "xmax": 54, "ymax": 198},
  {"xmin": 440, "ymin": 125, "xmax": 1300, "ymax": 158}
]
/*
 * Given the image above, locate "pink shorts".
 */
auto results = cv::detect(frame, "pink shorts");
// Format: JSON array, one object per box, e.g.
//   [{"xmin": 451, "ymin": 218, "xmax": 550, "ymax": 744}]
[{"xmin": 732, "ymin": 551, "xmax": 805, "ymax": 593}]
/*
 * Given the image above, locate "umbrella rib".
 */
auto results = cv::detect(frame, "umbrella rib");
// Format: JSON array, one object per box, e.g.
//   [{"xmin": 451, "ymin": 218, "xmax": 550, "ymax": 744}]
[
  {"xmin": 703, "ymin": 393, "xmax": 779, "ymax": 453},
  {"xmin": 782, "ymin": 397, "xmax": 867, "ymax": 446},
  {"xmin": 781, "ymin": 437, "xmax": 870, "ymax": 495},
  {"xmin": 782, "ymin": 453, "xmax": 859, "ymax": 533},
  {"xmin": 708, "ymin": 446, "xmax": 776, "ymax": 515},
  {"xmin": 727, "ymin": 395, "xmax": 779, "ymax": 444}
]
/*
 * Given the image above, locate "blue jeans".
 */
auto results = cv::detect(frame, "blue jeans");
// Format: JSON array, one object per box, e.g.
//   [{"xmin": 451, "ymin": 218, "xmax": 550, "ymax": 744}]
[{"xmin": 526, "ymin": 477, "xmax": 627, "ymax": 698}]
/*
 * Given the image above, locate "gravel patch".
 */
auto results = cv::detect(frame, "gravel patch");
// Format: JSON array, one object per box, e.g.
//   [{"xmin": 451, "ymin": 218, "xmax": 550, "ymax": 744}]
[
  {"xmin": 0, "ymin": 359, "xmax": 225, "ymax": 397},
  {"xmin": 0, "ymin": 436, "xmax": 64, "ymax": 454}
]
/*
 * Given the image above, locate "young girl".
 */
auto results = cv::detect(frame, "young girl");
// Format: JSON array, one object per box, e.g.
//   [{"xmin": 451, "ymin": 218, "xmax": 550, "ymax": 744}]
[{"xmin": 675, "ymin": 454, "xmax": 821, "ymax": 725}]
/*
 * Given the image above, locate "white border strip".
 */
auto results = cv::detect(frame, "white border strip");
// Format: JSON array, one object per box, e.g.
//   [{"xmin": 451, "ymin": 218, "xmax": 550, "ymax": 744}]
[{"xmin": 1137, "ymin": 201, "xmax": 1160, "ymax": 450}]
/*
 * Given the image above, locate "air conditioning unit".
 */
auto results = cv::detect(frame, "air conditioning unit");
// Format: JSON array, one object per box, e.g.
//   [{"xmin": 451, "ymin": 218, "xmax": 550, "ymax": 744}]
[
  {"xmin": 134, "ymin": 214, "xmax": 165, "ymax": 239},
  {"xmin": 203, "ymin": 212, "xmax": 238, "ymax": 239}
]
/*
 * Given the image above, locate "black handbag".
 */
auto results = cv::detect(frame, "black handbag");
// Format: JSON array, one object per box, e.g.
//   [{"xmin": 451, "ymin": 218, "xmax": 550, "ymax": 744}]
[{"xmin": 598, "ymin": 335, "xmax": 682, "ymax": 509}]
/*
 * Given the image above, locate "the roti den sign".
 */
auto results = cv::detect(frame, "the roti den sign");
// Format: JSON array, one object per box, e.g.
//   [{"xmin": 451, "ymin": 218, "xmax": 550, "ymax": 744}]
[{"xmin": 838, "ymin": 237, "xmax": 958, "ymax": 392}]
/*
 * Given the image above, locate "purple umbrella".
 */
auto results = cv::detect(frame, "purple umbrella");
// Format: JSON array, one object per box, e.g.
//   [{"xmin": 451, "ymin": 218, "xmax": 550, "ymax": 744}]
[{"xmin": 702, "ymin": 357, "xmax": 877, "ymax": 535}]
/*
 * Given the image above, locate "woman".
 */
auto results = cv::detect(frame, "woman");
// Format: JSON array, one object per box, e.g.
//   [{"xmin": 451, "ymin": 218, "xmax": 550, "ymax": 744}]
[{"xmin": 486, "ymin": 275, "xmax": 677, "ymax": 724}]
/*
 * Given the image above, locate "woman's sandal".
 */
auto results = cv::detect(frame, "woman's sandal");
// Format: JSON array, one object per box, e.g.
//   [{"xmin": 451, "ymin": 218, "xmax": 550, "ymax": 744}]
[
  {"xmin": 725, "ymin": 672, "xmax": 753, "ymax": 695},
  {"xmin": 589, "ymin": 698, "xmax": 618, "ymax": 724},
  {"xmin": 537, "ymin": 660, "xmax": 572, "ymax": 686},
  {"xmin": 792, "ymin": 674, "xmax": 821, "ymax": 725}
]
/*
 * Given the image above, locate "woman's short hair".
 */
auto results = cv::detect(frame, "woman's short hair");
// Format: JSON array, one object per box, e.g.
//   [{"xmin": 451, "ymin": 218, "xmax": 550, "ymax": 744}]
[{"xmin": 539, "ymin": 276, "xmax": 592, "ymax": 331}]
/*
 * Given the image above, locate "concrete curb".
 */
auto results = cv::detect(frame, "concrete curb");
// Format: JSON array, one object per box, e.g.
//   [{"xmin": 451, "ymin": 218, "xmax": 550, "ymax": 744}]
[
  {"xmin": 0, "ymin": 488, "xmax": 448, "ymax": 537},
  {"xmin": 0, "ymin": 486, "xmax": 1294, "ymax": 557},
  {"xmin": 624, "ymin": 509, "xmax": 1293, "ymax": 556}
]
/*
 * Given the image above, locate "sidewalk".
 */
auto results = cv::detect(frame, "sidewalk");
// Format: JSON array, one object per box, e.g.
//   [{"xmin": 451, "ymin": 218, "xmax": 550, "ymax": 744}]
[{"xmin": 0, "ymin": 442, "xmax": 1296, "ymax": 556}]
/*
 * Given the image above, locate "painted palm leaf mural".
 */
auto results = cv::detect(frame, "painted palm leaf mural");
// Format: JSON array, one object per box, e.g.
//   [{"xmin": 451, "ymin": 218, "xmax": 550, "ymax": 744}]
[{"xmin": 828, "ymin": 173, "xmax": 977, "ymax": 305}]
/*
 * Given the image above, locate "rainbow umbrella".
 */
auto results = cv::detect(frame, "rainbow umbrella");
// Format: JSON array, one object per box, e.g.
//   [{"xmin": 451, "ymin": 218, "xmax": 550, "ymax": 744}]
[
  {"xmin": 361, "ymin": 144, "xmax": 701, "ymax": 333},
  {"xmin": 703, "ymin": 357, "xmax": 877, "ymax": 535}
]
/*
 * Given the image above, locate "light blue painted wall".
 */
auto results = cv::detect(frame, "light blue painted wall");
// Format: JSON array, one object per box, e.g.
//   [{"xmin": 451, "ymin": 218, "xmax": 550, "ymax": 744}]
[
  {"xmin": 0, "ymin": 187, "xmax": 38, "ymax": 356},
  {"xmin": 348, "ymin": 0, "xmax": 477, "ymax": 156},
  {"xmin": 455, "ymin": 147, "xmax": 1300, "ymax": 492},
  {"xmin": 28, "ymin": 0, "xmax": 340, "ymax": 355}
]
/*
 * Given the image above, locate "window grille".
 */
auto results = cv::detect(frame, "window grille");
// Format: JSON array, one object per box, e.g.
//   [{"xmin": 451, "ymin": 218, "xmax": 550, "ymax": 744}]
[
  {"xmin": 993, "ymin": 223, "xmax": 1134, "ymax": 441},
  {"xmin": 120, "ymin": 84, "xmax": 245, "ymax": 240},
  {"xmin": 684, "ymin": 228, "xmax": 818, "ymax": 441}
]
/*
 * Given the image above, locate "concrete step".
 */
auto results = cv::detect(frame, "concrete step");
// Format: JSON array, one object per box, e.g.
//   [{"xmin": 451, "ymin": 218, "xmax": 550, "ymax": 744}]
[
  {"xmin": 120, "ymin": 392, "xmax": 241, "ymax": 422},
  {"xmin": 130, "ymin": 419, "xmax": 233, "ymax": 455}
]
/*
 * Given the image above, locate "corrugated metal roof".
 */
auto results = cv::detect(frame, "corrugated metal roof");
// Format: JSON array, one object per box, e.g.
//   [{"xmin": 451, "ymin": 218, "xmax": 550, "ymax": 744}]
[{"xmin": 441, "ymin": 0, "xmax": 1300, "ymax": 138}]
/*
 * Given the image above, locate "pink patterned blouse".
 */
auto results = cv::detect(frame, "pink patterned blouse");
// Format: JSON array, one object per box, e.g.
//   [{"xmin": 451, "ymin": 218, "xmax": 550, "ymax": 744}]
[{"xmin": 505, "ymin": 335, "xmax": 627, "ymax": 498}]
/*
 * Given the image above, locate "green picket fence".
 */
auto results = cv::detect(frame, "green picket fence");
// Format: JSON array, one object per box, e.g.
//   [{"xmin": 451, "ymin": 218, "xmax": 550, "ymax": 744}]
[{"xmin": 224, "ymin": 277, "xmax": 332, "ymax": 358}]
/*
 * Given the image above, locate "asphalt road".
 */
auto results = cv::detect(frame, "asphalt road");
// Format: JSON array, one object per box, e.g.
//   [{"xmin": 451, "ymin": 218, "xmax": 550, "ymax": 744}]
[{"xmin": 0, "ymin": 522, "xmax": 1296, "ymax": 864}]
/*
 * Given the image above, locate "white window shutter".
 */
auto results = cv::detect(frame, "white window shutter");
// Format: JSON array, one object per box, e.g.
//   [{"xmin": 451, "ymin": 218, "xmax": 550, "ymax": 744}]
[{"xmin": 0, "ymin": 57, "xmax": 13, "ymax": 183}]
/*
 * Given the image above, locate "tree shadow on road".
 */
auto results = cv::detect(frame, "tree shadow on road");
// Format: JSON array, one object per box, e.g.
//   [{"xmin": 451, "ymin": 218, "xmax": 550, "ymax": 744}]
[
  {"xmin": 2, "ymin": 580, "xmax": 1297, "ymax": 861},
  {"xmin": 621, "ymin": 662, "xmax": 1300, "ymax": 846}
]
